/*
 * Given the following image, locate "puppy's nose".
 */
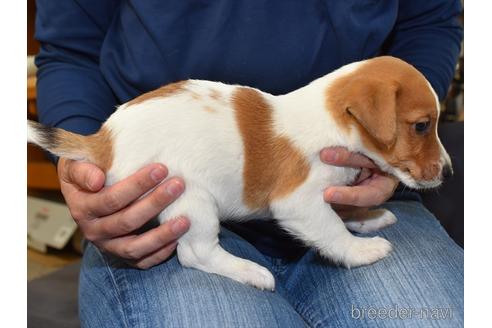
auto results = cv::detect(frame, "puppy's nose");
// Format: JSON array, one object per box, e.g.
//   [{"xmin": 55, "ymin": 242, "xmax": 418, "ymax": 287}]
[{"xmin": 442, "ymin": 164, "xmax": 454, "ymax": 179}]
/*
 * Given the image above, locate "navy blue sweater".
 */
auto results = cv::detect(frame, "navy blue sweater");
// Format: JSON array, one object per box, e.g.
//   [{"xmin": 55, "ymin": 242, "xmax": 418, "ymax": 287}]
[{"xmin": 35, "ymin": 0, "xmax": 462, "ymax": 258}]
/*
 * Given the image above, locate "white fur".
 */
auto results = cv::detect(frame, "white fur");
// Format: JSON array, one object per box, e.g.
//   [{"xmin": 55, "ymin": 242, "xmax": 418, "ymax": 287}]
[
  {"xmin": 345, "ymin": 209, "xmax": 398, "ymax": 233},
  {"xmin": 27, "ymin": 121, "xmax": 41, "ymax": 144},
  {"xmin": 428, "ymin": 80, "xmax": 453, "ymax": 176}
]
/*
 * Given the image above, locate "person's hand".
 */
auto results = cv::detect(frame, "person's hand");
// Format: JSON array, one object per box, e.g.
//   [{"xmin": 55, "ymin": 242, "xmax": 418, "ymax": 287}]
[
  {"xmin": 57, "ymin": 158, "xmax": 189, "ymax": 269},
  {"xmin": 320, "ymin": 147, "xmax": 398, "ymax": 219}
]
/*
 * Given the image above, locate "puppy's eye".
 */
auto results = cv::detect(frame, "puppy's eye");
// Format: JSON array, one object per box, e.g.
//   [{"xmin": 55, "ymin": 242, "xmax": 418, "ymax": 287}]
[{"xmin": 414, "ymin": 121, "xmax": 430, "ymax": 134}]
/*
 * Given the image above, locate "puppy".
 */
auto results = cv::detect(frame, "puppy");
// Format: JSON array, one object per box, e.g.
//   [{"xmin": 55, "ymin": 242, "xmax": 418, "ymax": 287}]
[{"xmin": 28, "ymin": 56, "xmax": 452, "ymax": 290}]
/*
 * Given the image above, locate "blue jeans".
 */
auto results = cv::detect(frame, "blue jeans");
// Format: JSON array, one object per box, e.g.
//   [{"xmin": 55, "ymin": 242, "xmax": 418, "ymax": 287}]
[{"xmin": 79, "ymin": 200, "xmax": 463, "ymax": 327}]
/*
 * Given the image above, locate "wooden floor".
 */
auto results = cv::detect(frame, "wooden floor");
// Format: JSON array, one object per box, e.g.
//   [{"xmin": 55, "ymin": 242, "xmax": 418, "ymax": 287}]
[
  {"xmin": 27, "ymin": 188, "xmax": 82, "ymax": 281},
  {"xmin": 27, "ymin": 247, "xmax": 81, "ymax": 281}
]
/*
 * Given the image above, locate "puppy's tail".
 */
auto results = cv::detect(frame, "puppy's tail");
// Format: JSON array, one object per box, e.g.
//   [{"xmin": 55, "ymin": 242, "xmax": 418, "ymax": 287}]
[{"xmin": 27, "ymin": 120, "xmax": 113, "ymax": 170}]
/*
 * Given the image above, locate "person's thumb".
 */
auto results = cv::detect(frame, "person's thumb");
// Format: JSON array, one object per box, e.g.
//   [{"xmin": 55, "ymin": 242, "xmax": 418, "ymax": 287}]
[{"xmin": 59, "ymin": 158, "xmax": 105, "ymax": 192}]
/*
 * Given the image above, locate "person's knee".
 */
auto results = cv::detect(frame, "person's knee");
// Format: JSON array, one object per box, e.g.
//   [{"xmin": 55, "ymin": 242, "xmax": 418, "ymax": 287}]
[
  {"xmin": 79, "ymin": 233, "xmax": 305, "ymax": 328},
  {"xmin": 79, "ymin": 243, "xmax": 131, "ymax": 328},
  {"xmin": 159, "ymin": 275, "xmax": 304, "ymax": 327}
]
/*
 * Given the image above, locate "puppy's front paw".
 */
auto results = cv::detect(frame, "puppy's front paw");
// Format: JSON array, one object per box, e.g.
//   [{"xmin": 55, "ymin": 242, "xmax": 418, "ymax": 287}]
[
  {"xmin": 345, "ymin": 209, "xmax": 397, "ymax": 233},
  {"xmin": 342, "ymin": 236, "xmax": 392, "ymax": 268}
]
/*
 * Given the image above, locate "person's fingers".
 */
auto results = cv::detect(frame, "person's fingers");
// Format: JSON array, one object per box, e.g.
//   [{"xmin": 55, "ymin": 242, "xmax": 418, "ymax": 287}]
[
  {"xmin": 325, "ymin": 185, "xmax": 386, "ymax": 207},
  {"xmin": 57, "ymin": 158, "xmax": 106, "ymax": 228},
  {"xmin": 131, "ymin": 241, "xmax": 179, "ymax": 269},
  {"xmin": 320, "ymin": 147, "xmax": 377, "ymax": 169},
  {"xmin": 58, "ymin": 158, "xmax": 106, "ymax": 192},
  {"xmin": 97, "ymin": 217, "xmax": 189, "ymax": 261},
  {"xmin": 352, "ymin": 168, "xmax": 372, "ymax": 185},
  {"xmin": 332, "ymin": 204, "xmax": 369, "ymax": 220},
  {"xmin": 359, "ymin": 172, "xmax": 399, "ymax": 188},
  {"xmin": 324, "ymin": 174, "xmax": 397, "ymax": 207},
  {"xmin": 86, "ymin": 179, "xmax": 185, "ymax": 240},
  {"xmin": 84, "ymin": 163, "xmax": 174, "ymax": 218}
]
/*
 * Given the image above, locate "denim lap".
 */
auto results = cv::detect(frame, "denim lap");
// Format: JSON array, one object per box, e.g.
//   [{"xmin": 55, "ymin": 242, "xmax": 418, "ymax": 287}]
[
  {"xmin": 79, "ymin": 200, "xmax": 463, "ymax": 328},
  {"xmin": 79, "ymin": 230, "xmax": 307, "ymax": 328},
  {"xmin": 277, "ymin": 201, "xmax": 464, "ymax": 328}
]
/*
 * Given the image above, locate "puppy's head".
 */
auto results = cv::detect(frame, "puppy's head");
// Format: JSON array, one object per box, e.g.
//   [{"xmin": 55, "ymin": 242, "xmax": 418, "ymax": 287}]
[{"xmin": 327, "ymin": 56, "xmax": 452, "ymax": 189}]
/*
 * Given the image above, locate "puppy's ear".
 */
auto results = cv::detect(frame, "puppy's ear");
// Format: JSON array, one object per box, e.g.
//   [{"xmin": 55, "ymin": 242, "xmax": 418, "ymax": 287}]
[{"xmin": 344, "ymin": 78, "xmax": 399, "ymax": 148}]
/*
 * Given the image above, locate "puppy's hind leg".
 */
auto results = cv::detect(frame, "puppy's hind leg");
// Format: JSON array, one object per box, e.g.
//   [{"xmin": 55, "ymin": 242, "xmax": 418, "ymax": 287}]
[
  {"xmin": 345, "ymin": 209, "xmax": 397, "ymax": 233},
  {"xmin": 163, "ymin": 187, "xmax": 275, "ymax": 291}
]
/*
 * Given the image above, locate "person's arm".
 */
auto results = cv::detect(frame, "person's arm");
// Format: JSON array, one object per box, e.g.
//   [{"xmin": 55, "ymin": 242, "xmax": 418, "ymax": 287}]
[
  {"xmin": 383, "ymin": 0, "xmax": 463, "ymax": 100},
  {"xmin": 35, "ymin": 0, "xmax": 189, "ymax": 268},
  {"xmin": 35, "ymin": 0, "xmax": 118, "ymax": 138},
  {"xmin": 323, "ymin": 0, "xmax": 463, "ymax": 211}
]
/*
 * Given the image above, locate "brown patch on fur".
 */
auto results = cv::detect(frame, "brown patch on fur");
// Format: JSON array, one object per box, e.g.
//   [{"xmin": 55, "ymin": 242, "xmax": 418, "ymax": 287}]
[
  {"xmin": 203, "ymin": 106, "xmax": 216, "ymax": 113},
  {"xmin": 326, "ymin": 56, "xmax": 441, "ymax": 181},
  {"xmin": 233, "ymin": 87, "xmax": 310, "ymax": 209},
  {"xmin": 56, "ymin": 127, "xmax": 114, "ymax": 172},
  {"xmin": 126, "ymin": 81, "xmax": 187, "ymax": 107},
  {"xmin": 209, "ymin": 88, "xmax": 228, "ymax": 106},
  {"xmin": 209, "ymin": 89, "xmax": 222, "ymax": 101},
  {"xmin": 87, "ymin": 127, "xmax": 114, "ymax": 172}
]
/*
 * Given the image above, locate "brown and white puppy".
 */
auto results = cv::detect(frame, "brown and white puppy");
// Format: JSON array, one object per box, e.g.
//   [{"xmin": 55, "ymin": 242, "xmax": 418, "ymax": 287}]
[{"xmin": 28, "ymin": 56, "xmax": 452, "ymax": 290}]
